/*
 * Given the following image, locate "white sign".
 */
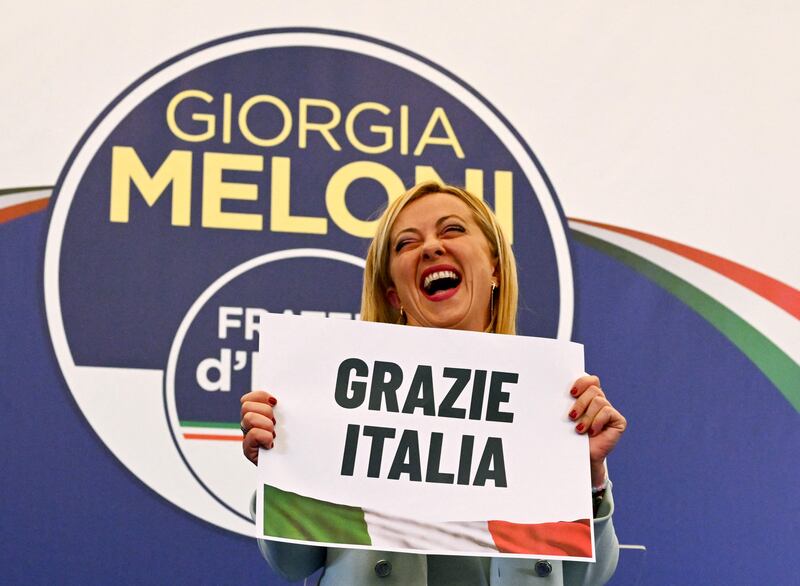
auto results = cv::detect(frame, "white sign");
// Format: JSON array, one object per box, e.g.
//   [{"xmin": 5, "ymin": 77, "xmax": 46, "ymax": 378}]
[{"xmin": 253, "ymin": 314, "xmax": 594, "ymax": 560}]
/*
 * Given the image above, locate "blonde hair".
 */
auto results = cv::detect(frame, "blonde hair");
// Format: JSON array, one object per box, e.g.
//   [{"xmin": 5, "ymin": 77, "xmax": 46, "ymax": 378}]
[{"xmin": 361, "ymin": 181, "xmax": 518, "ymax": 334}]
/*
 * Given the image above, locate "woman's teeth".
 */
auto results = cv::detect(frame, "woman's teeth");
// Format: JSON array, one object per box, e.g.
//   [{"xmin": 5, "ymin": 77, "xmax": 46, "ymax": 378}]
[{"xmin": 423, "ymin": 271, "xmax": 461, "ymax": 294}]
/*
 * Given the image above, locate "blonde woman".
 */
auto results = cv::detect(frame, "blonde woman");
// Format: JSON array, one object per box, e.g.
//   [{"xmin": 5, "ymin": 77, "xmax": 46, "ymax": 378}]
[{"xmin": 242, "ymin": 182, "xmax": 626, "ymax": 585}]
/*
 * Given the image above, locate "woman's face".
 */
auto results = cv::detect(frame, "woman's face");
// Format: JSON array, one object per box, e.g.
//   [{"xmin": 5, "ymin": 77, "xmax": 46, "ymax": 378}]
[{"xmin": 386, "ymin": 192, "xmax": 498, "ymax": 332}]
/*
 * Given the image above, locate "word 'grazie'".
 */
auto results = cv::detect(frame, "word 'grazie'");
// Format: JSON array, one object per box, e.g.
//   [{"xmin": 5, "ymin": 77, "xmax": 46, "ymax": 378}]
[{"xmin": 334, "ymin": 359, "xmax": 518, "ymax": 422}]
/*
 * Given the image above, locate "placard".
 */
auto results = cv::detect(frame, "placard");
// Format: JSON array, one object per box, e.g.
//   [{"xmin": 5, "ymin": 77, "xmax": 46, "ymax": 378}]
[{"xmin": 253, "ymin": 314, "xmax": 594, "ymax": 560}]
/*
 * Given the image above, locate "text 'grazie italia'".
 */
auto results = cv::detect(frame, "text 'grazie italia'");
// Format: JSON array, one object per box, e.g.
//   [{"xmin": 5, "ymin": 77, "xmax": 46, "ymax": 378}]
[{"xmin": 335, "ymin": 359, "xmax": 517, "ymax": 487}]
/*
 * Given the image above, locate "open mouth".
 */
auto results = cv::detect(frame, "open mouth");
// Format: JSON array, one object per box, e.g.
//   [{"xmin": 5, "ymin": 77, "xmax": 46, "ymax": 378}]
[{"xmin": 420, "ymin": 266, "xmax": 462, "ymax": 300}]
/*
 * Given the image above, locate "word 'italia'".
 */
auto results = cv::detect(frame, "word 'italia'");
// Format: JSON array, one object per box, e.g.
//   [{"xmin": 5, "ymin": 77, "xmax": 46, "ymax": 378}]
[{"xmin": 340, "ymin": 425, "xmax": 507, "ymax": 488}]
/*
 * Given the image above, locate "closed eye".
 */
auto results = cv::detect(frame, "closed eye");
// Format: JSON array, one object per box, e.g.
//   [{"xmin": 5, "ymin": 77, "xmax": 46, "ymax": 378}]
[
  {"xmin": 395, "ymin": 238, "xmax": 413, "ymax": 252},
  {"xmin": 442, "ymin": 224, "xmax": 465, "ymax": 235}
]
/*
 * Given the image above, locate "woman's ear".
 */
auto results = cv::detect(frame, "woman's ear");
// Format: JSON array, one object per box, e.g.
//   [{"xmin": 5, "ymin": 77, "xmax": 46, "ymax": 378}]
[{"xmin": 386, "ymin": 287, "xmax": 401, "ymax": 309}]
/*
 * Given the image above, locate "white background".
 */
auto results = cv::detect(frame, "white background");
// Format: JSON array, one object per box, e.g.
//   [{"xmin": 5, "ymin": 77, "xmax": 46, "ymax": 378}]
[{"xmin": 2, "ymin": 1, "xmax": 798, "ymax": 288}]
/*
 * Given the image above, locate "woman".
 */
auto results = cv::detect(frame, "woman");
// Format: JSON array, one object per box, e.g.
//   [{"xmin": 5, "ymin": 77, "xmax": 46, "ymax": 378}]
[{"xmin": 241, "ymin": 181, "xmax": 627, "ymax": 585}]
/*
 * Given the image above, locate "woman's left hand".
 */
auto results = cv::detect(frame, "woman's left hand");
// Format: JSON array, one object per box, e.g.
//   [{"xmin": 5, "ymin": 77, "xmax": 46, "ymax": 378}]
[{"xmin": 568, "ymin": 374, "xmax": 627, "ymax": 485}]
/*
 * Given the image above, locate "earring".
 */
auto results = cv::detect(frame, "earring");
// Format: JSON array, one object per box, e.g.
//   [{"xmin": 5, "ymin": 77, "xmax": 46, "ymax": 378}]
[
  {"xmin": 490, "ymin": 282, "xmax": 497, "ymax": 323},
  {"xmin": 399, "ymin": 305, "xmax": 406, "ymax": 324}
]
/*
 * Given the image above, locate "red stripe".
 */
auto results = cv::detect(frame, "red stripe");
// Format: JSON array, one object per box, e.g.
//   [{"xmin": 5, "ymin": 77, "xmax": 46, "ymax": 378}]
[
  {"xmin": 488, "ymin": 519, "xmax": 592, "ymax": 557},
  {"xmin": 183, "ymin": 433, "xmax": 243, "ymax": 441},
  {"xmin": 570, "ymin": 218, "xmax": 800, "ymax": 319},
  {"xmin": 0, "ymin": 198, "xmax": 50, "ymax": 223}
]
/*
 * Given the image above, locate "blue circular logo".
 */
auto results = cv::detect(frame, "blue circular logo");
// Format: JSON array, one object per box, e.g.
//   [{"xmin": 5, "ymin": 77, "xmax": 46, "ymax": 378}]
[{"xmin": 44, "ymin": 28, "xmax": 573, "ymax": 534}]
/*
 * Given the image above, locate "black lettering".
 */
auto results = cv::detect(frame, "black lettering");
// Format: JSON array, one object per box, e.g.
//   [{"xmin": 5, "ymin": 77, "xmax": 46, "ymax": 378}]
[
  {"xmin": 334, "ymin": 358, "xmax": 369, "ymax": 409},
  {"xmin": 425, "ymin": 432, "xmax": 455, "ymax": 484},
  {"xmin": 387, "ymin": 429, "xmax": 422, "ymax": 481},
  {"xmin": 439, "ymin": 367, "xmax": 469, "ymax": 419},
  {"xmin": 340, "ymin": 424, "xmax": 360, "ymax": 476},
  {"xmin": 362, "ymin": 425, "xmax": 396, "ymax": 478},
  {"xmin": 401, "ymin": 365, "xmax": 436, "ymax": 416},
  {"xmin": 468, "ymin": 370, "xmax": 487, "ymax": 420},
  {"xmin": 473, "ymin": 437, "xmax": 507, "ymax": 487},
  {"xmin": 368, "ymin": 361, "xmax": 402, "ymax": 412},
  {"xmin": 457, "ymin": 434, "xmax": 474, "ymax": 485},
  {"xmin": 486, "ymin": 371, "xmax": 517, "ymax": 423}
]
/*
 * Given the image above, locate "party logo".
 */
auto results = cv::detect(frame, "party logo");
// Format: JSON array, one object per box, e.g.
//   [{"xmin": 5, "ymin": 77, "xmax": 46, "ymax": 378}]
[{"xmin": 44, "ymin": 28, "xmax": 573, "ymax": 534}]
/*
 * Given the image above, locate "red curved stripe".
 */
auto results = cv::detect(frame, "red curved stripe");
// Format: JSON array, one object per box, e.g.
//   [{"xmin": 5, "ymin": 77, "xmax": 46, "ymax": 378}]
[
  {"xmin": 0, "ymin": 198, "xmax": 50, "ymax": 223},
  {"xmin": 570, "ymin": 218, "xmax": 800, "ymax": 320},
  {"xmin": 183, "ymin": 433, "xmax": 243, "ymax": 441}
]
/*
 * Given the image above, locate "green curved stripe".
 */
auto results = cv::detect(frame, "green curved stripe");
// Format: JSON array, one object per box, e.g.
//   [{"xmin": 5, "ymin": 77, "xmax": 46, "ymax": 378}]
[
  {"xmin": 0, "ymin": 186, "xmax": 52, "ymax": 197},
  {"xmin": 572, "ymin": 230, "xmax": 800, "ymax": 412},
  {"xmin": 180, "ymin": 420, "xmax": 239, "ymax": 429}
]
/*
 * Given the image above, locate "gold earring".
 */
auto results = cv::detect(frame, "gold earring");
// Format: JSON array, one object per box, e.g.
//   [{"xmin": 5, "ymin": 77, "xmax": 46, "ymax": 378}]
[
  {"xmin": 490, "ymin": 282, "xmax": 497, "ymax": 323},
  {"xmin": 399, "ymin": 305, "xmax": 406, "ymax": 324}
]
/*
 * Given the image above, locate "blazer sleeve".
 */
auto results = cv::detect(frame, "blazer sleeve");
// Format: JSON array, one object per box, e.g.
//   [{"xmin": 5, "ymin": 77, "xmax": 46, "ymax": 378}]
[
  {"xmin": 562, "ymin": 480, "xmax": 619, "ymax": 586},
  {"xmin": 250, "ymin": 492, "xmax": 327, "ymax": 581}
]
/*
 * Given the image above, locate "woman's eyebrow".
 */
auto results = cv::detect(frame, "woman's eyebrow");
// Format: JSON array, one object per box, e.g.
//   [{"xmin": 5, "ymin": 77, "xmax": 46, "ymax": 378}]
[
  {"xmin": 393, "ymin": 226, "xmax": 421, "ymax": 239},
  {"xmin": 436, "ymin": 214, "xmax": 467, "ymax": 227},
  {"xmin": 392, "ymin": 214, "xmax": 468, "ymax": 240}
]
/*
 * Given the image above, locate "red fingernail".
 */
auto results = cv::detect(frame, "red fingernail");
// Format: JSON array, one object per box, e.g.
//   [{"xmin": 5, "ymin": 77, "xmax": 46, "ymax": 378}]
[
  {"xmin": 569, "ymin": 410, "xmax": 577, "ymax": 420},
  {"xmin": 570, "ymin": 387, "xmax": 578, "ymax": 396},
  {"xmin": 576, "ymin": 423, "xmax": 585, "ymax": 432},
  {"xmin": 268, "ymin": 397, "xmax": 277, "ymax": 406}
]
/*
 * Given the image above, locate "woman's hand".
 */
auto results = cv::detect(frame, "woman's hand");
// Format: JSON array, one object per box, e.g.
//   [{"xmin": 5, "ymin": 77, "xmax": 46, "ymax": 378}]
[
  {"xmin": 568, "ymin": 375, "xmax": 627, "ymax": 486},
  {"xmin": 240, "ymin": 390, "xmax": 278, "ymax": 466}
]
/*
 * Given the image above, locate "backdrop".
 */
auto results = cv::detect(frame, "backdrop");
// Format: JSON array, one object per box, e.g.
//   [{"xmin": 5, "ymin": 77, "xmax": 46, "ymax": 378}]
[{"xmin": 2, "ymin": 3, "xmax": 798, "ymax": 585}]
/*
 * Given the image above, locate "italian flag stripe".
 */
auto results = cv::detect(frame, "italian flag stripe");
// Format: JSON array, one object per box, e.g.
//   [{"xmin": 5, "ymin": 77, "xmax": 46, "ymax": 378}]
[
  {"xmin": 262, "ymin": 485, "xmax": 591, "ymax": 556},
  {"xmin": 570, "ymin": 224, "xmax": 800, "ymax": 412},
  {"xmin": 179, "ymin": 420, "xmax": 242, "ymax": 441},
  {"xmin": 0, "ymin": 187, "xmax": 52, "ymax": 218},
  {"xmin": 570, "ymin": 217, "xmax": 799, "ymax": 319}
]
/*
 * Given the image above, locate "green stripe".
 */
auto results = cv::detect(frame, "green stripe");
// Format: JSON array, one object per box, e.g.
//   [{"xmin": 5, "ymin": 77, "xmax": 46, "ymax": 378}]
[
  {"xmin": 0, "ymin": 186, "xmax": 52, "ymax": 197},
  {"xmin": 262, "ymin": 484, "xmax": 371, "ymax": 545},
  {"xmin": 180, "ymin": 420, "xmax": 240, "ymax": 429},
  {"xmin": 572, "ymin": 230, "xmax": 800, "ymax": 412}
]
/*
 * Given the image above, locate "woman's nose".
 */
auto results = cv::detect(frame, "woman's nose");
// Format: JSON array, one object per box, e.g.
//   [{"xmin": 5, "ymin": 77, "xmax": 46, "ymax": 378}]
[{"xmin": 421, "ymin": 238, "xmax": 445, "ymax": 260}]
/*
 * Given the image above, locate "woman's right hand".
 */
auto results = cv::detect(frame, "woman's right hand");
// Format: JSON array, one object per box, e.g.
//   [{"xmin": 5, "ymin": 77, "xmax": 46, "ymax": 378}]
[{"xmin": 240, "ymin": 390, "xmax": 278, "ymax": 465}]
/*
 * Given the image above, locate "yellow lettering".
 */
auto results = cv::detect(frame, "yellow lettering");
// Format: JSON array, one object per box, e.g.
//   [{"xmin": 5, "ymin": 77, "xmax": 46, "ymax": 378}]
[
  {"xmin": 238, "ymin": 95, "xmax": 292, "ymax": 147},
  {"xmin": 326, "ymin": 161, "xmax": 405, "ymax": 238},
  {"xmin": 202, "ymin": 152, "xmax": 263, "ymax": 231},
  {"xmin": 109, "ymin": 147, "xmax": 192, "ymax": 225},
  {"xmin": 166, "ymin": 90, "xmax": 215, "ymax": 142},
  {"xmin": 298, "ymin": 98, "xmax": 342, "ymax": 151},
  {"xmin": 270, "ymin": 157, "xmax": 328, "ymax": 234},
  {"xmin": 464, "ymin": 169, "xmax": 484, "ymax": 199},
  {"xmin": 413, "ymin": 166, "xmax": 513, "ymax": 242},
  {"xmin": 222, "ymin": 93, "xmax": 232, "ymax": 144},
  {"xmin": 413, "ymin": 107, "xmax": 464, "ymax": 159},
  {"xmin": 400, "ymin": 105, "xmax": 409, "ymax": 156},
  {"xmin": 493, "ymin": 171, "xmax": 514, "ymax": 244},
  {"xmin": 345, "ymin": 102, "xmax": 393, "ymax": 155}
]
